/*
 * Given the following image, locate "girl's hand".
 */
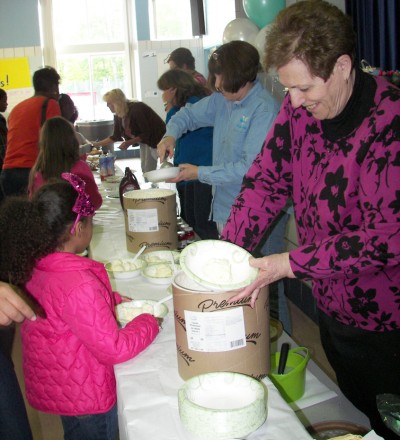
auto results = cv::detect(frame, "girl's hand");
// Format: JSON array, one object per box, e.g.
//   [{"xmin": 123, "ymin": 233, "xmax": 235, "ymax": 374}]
[
  {"xmin": 120, "ymin": 296, "xmax": 133, "ymax": 303},
  {"xmin": 156, "ymin": 317, "xmax": 164, "ymax": 330},
  {"xmin": 228, "ymin": 253, "xmax": 295, "ymax": 308}
]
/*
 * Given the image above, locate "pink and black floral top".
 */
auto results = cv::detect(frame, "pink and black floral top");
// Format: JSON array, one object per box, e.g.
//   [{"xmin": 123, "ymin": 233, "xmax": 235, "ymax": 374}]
[{"xmin": 222, "ymin": 69, "xmax": 400, "ymax": 332}]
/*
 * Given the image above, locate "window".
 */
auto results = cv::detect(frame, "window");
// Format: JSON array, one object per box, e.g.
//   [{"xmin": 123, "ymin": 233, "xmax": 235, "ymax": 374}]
[
  {"xmin": 203, "ymin": 0, "xmax": 235, "ymax": 47},
  {"xmin": 57, "ymin": 54, "xmax": 126, "ymax": 120},
  {"xmin": 40, "ymin": 0, "xmax": 132, "ymax": 121},
  {"xmin": 39, "ymin": 0, "xmax": 226, "ymax": 120},
  {"xmin": 151, "ymin": 0, "xmax": 193, "ymax": 40}
]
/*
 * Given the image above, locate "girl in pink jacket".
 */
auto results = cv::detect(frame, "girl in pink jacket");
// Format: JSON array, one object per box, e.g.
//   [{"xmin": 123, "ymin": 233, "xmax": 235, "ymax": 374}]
[{"xmin": 0, "ymin": 173, "xmax": 160, "ymax": 440}]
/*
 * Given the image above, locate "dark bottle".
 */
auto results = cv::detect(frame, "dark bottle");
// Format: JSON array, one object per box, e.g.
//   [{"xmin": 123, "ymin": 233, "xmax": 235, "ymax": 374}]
[{"xmin": 119, "ymin": 167, "xmax": 140, "ymax": 208}]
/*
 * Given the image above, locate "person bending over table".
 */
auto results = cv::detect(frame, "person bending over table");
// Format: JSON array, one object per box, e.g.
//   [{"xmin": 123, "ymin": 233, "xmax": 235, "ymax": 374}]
[
  {"xmin": 93, "ymin": 89, "xmax": 166, "ymax": 176},
  {"xmin": 221, "ymin": 2, "xmax": 400, "ymax": 439},
  {"xmin": 157, "ymin": 68, "xmax": 218, "ymax": 240}
]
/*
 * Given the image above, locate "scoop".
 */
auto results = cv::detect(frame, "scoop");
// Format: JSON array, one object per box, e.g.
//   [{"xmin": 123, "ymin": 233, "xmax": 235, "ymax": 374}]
[
  {"xmin": 160, "ymin": 159, "xmax": 173, "ymax": 169},
  {"xmin": 160, "ymin": 153, "xmax": 173, "ymax": 169}
]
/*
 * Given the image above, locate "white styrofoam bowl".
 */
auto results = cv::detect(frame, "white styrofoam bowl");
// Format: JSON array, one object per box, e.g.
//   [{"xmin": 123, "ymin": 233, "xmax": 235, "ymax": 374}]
[
  {"xmin": 105, "ymin": 258, "xmax": 146, "ymax": 279},
  {"xmin": 143, "ymin": 167, "xmax": 180, "ymax": 183},
  {"xmin": 179, "ymin": 240, "xmax": 258, "ymax": 291},
  {"xmin": 178, "ymin": 372, "xmax": 267, "ymax": 439},
  {"xmin": 116, "ymin": 299, "xmax": 168, "ymax": 327}
]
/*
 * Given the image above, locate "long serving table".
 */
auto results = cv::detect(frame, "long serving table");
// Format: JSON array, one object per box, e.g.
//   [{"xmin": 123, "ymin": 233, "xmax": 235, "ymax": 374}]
[{"xmin": 89, "ymin": 168, "xmax": 371, "ymax": 440}]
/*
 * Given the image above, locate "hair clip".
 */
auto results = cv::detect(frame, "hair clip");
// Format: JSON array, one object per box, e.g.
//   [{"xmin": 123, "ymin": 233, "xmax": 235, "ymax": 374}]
[{"xmin": 61, "ymin": 173, "xmax": 95, "ymax": 234}]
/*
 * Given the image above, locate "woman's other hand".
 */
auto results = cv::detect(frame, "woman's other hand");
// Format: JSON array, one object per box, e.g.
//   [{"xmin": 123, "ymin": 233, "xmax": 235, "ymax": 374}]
[
  {"xmin": 157, "ymin": 136, "xmax": 176, "ymax": 160},
  {"xmin": 167, "ymin": 163, "xmax": 198, "ymax": 182},
  {"xmin": 0, "ymin": 282, "xmax": 36, "ymax": 326},
  {"xmin": 229, "ymin": 253, "xmax": 295, "ymax": 308}
]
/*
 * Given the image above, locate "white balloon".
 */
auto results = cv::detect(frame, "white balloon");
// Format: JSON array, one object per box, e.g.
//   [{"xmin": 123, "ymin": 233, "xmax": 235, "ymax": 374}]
[
  {"xmin": 254, "ymin": 24, "xmax": 272, "ymax": 59},
  {"xmin": 223, "ymin": 18, "xmax": 259, "ymax": 45}
]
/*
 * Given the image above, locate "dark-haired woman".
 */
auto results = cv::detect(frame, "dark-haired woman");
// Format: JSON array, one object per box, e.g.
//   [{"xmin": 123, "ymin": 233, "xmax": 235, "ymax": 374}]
[{"xmin": 157, "ymin": 69, "xmax": 217, "ymax": 239}]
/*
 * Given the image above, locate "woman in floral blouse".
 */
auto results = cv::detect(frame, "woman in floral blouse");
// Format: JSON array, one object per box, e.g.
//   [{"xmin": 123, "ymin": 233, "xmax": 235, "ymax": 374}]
[{"xmin": 221, "ymin": 2, "xmax": 400, "ymax": 438}]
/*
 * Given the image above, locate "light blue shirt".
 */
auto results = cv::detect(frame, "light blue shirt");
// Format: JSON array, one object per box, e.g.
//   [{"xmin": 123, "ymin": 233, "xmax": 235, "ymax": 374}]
[{"xmin": 165, "ymin": 80, "xmax": 279, "ymax": 224}]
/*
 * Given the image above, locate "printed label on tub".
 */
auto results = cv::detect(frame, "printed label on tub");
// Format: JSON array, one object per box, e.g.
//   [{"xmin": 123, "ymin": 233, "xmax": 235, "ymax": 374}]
[
  {"xmin": 127, "ymin": 208, "xmax": 159, "ymax": 233},
  {"xmin": 184, "ymin": 308, "xmax": 246, "ymax": 352}
]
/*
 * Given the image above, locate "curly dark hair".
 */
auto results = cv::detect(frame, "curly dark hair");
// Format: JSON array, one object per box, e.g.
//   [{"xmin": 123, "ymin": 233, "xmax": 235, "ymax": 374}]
[
  {"xmin": 208, "ymin": 41, "xmax": 260, "ymax": 93},
  {"xmin": 59, "ymin": 94, "xmax": 79, "ymax": 124},
  {"xmin": 157, "ymin": 69, "xmax": 209, "ymax": 108},
  {"xmin": 263, "ymin": 0, "xmax": 356, "ymax": 81},
  {"xmin": 0, "ymin": 180, "xmax": 82, "ymax": 286}
]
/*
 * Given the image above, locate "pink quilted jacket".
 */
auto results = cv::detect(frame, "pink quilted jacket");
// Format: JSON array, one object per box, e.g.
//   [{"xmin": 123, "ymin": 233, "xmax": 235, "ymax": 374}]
[{"xmin": 21, "ymin": 252, "xmax": 159, "ymax": 415}]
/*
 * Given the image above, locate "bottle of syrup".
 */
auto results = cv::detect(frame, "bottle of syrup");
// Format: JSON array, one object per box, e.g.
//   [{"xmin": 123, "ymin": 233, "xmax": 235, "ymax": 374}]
[{"xmin": 119, "ymin": 167, "xmax": 140, "ymax": 208}]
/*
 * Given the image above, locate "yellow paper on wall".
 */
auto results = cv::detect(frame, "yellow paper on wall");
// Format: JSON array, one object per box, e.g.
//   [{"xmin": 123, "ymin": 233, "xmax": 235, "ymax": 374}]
[{"xmin": 0, "ymin": 58, "xmax": 32, "ymax": 90}]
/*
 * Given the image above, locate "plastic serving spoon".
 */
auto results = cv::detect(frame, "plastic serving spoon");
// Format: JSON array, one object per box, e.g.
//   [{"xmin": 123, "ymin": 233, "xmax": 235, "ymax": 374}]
[
  {"xmin": 153, "ymin": 294, "xmax": 173, "ymax": 316},
  {"xmin": 131, "ymin": 245, "xmax": 146, "ymax": 264},
  {"xmin": 154, "ymin": 293, "xmax": 173, "ymax": 308}
]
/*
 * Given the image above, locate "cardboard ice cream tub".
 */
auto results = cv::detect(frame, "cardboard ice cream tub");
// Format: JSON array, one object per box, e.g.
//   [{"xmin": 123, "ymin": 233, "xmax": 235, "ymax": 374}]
[
  {"xmin": 172, "ymin": 271, "xmax": 270, "ymax": 381},
  {"xmin": 123, "ymin": 189, "xmax": 178, "ymax": 253}
]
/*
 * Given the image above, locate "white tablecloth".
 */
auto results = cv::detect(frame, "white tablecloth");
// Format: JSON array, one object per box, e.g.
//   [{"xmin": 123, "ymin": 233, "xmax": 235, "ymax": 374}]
[
  {"xmin": 89, "ymin": 175, "xmax": 369, "ymax": 440},
  {"xmin": 115, "ymin": 316, "xmax": 314, "ymax": 440}
]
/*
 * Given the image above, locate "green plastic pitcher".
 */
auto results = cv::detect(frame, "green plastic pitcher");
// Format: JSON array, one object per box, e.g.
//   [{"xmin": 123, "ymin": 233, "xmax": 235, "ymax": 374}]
[{"xmin": 268, "ymin": 346, "xmax": 310, "ymax": 403}]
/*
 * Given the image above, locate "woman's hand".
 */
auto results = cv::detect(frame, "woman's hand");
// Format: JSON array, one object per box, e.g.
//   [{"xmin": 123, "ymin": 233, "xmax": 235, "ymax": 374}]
[
  {"xmin": 167, "ymin": 163, "xmax": 199, "ymax": 182},
  {"xmin": 157, "ymin": 136, "xmax": 176, "ymax": 160},
  {"xmin": 0, "ymin": 282, "xmax": 36, "ymax": 326},
  {"xmin": 119, "ymin": 141, "xmax": 130, "ymax": 150},
  {"xmin": 120, "ymin": 296, "xmax": 133, "ymax": 303},
  {"xmin": 229, "ymin": 253, "xmax": 295, "ymax": 308}
]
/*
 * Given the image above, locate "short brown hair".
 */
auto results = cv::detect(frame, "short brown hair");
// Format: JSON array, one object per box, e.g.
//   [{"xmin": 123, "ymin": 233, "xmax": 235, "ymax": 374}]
[
  {"xmin": 208, "ymin": 41, "xmax": 260, "ymax": 93},
  {"xmin": 264, "ymin": 0, "xmax": 356, "ymax": 81},
  {"xmin": 167, "ymin": 48, "xmax": 196, "ymax": 70},
  {"xmin": 32, "ymin": 66, "xmax": 61, "ymax": 93}
]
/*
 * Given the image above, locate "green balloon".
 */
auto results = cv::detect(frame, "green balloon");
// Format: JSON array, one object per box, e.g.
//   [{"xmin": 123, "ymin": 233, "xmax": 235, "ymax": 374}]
[{"xmin": 243, "ymin": 0, "xmax": 285, "ymax": 28}]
